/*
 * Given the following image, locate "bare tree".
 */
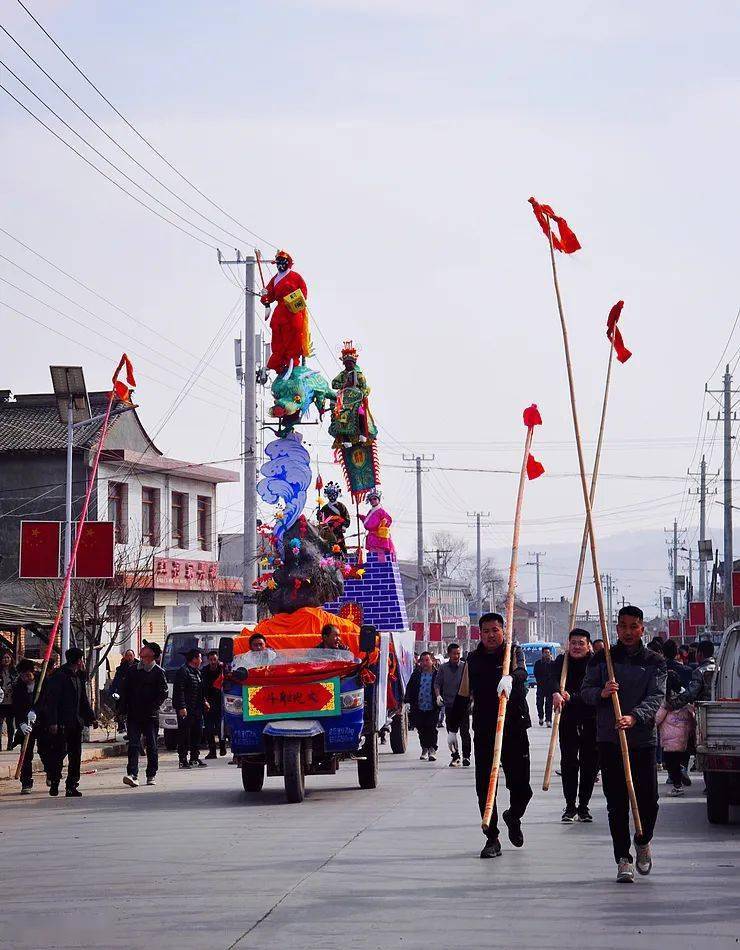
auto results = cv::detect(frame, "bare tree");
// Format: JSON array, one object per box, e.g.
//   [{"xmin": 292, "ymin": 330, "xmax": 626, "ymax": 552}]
[{"xmin": 427, "ymin": 531, "xmax": 472, "ymax": 581}]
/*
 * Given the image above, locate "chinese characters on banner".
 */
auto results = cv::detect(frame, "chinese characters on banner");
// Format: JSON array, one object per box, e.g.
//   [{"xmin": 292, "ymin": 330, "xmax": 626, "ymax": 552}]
[{"xmin": 154, "ymin": 557, "xmax": 219, "ymax": 590}]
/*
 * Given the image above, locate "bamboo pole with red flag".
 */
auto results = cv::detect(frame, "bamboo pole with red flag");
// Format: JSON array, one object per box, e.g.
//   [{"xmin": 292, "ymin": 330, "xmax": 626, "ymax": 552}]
[
  {"xmin": 481, "ymin": 404, "xmax": 544, "ymax": 833},
  {"xmin": 529, "ymin": 197, "xmax": 642, "ymax": 836},
  {"xmin": 14, "ymin": 355, "xmax": 136, "ymax": 780}
]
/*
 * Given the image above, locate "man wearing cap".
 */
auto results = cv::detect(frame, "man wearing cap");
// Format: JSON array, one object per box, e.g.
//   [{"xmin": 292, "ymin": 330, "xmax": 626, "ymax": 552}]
[
  {"xmin": 119, "ymin": 641, "xmax": 169, "ymax": 788},
  {"xmin": 173, "ymin": 648, "xmax": 209, "ymax": 769},
  {"xmin": 42, "ymin": 647, "xmax": 97, "ymax": 797}
]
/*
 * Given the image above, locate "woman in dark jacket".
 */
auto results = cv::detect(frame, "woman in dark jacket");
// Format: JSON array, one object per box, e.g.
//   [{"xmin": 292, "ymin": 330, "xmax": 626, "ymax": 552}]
[
  {"xmin": 0, "ymin": 650, "xmax": 17, "ymax": 750},
  {"xmin": 405, "ymin": 652, "xmax": 440, "ymax": 761}
]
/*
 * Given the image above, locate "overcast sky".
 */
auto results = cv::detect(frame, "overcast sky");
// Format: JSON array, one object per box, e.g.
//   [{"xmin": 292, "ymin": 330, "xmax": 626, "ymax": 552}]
[{"xmin": 2, "ymin": 1, "xmax": 739, "ymax": 612}]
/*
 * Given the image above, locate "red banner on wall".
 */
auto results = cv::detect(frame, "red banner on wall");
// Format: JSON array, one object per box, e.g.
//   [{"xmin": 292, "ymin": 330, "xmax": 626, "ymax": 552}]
[
  {"xmin": 668, "ymin": 618, "xmax": 681, "ymax": 639},
  {"xmin": 19, "ymin": 521, "xmax": 61, "ymax": 578},
  {"xmin": 75, "ymin": 522, "xmax": 115, "ymax": 579},
  {"xmin": 688, "ymin": 601, "xmax": 706, "ymax": 627},
  {"xmin": 428, "ymin": 623, "xmax": 442, "ymax": 643}
]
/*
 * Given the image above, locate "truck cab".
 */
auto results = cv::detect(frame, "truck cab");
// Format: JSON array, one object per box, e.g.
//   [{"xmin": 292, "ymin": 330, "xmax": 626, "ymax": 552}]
[{"xmin": 159, "ymin": 622, "xmax": 244, "ymax": 749}]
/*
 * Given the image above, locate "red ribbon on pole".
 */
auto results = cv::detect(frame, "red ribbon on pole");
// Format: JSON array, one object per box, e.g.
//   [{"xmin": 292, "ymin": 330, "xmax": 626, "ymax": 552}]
[
  {"xmin": 528, "ymin": 198, "xmax": 581, "ymax": 254},
  {"xmin": 606, "ymin": 301, "xmax": 632, "ymax": 364}
]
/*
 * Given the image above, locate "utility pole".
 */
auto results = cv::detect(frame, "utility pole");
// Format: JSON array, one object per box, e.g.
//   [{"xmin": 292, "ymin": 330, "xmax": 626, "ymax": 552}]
[
  {"xmin": 673, "ymin": 520, "xmax": 679, "ymax": 623},
  {"xmin": 218, "ymin": 250, "xmax": 258, "ymax": 623},
  {"xmin": 467, "ymin": 511, "xmax": 491, "ymax": 624},
  {"xmin": 404, "ymin": 454, "xmax": 434, "ymax": 638},
  {"xmin": 601, "ymin": 573, "xmax": 614, "ymax": 635},
  {"xmin": 689, "ymin": 454, "xmax": 718, "ymax": 620},
  {"xmin": 526, "ymin": 552, "xmax": 545, "ymax": 639},
  {"xmin": 707, "ymin": 366, "xmax": 738, "ymax": 627}
]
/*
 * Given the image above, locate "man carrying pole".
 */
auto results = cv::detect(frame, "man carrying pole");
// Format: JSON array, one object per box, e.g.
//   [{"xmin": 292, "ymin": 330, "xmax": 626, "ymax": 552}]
[
  {"xmin": 581, "ymin": 606, "xmax": 665, "ymax": 882},
  {"xmin": 549, "ymin": 629, "xmax": 598, "ymax": 823}
]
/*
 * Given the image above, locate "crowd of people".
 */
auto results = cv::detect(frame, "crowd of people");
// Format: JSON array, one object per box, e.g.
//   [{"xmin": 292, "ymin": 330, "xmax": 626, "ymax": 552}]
[{"xmin": 403, "ymin": 607, "xmax": 716, "ymax": 883}]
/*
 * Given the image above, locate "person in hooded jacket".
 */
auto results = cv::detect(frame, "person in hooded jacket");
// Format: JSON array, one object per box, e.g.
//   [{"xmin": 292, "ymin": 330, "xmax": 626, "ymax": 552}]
[
  {"xmin": 549, "ymin": 629, "xmax": 598, "ymax": 823},
  {"xmin": 458, "ymin": 612, "xmax": 532, "ymax": 859},
  {"xmin": 582, "ymin": 605, "xmax": 666, "ymax": 884}
]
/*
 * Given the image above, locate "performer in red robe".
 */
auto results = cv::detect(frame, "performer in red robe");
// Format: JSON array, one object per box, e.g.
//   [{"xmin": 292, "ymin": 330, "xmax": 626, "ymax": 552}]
[{"xmin": 261, "ymin": 250, "xmax": 310, "ymax": 373}]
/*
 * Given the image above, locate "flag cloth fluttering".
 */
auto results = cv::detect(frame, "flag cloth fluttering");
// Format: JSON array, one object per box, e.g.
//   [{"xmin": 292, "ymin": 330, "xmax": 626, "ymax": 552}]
[
  {"xmin": 526, "ymin": 454, "xmax": 545, "ymax": 480},
  {"xmin": 606, "ymin": 301, "xmax": 632, "ymax": 364},
  {"xmin": 113, "ymin": 353, "xmax": 136, "ymax": 403},
  {"xmin": 528, "ymin": 197, "xmax": 581, "ymax": 254},
  {"xmin": 522, "ymin": 403, "xmax": 543, "ymax": 429}
]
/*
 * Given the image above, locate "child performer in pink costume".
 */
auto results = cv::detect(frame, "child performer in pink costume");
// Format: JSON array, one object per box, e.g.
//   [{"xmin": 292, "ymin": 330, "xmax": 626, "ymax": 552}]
[{"xmin": 360, "ymin": 489, "xmax": 396, "ymax": 562}]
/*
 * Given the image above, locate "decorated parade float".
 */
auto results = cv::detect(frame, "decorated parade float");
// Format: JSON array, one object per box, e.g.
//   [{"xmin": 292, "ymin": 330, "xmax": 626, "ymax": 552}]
[{"xmin": 219, "ymin": 252, "xmax": 414, "ymax": 803}]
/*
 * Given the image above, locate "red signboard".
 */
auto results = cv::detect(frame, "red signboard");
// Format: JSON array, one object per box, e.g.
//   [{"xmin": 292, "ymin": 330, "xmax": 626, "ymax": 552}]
[
  {"xmin": 733, "ymin": 572, "xmax": 740, "ymax": 608},
  {"xmin": 688, "ymin": 601, "xmax": 706, "ymax": 627},
  {"xmin": 19, "ymin": 521, "xmax": 61, "ymax": 578},
  {"xmin": 668, "ymin": 618, "xmax": 681, "ymax": 639},
  {"xmin": 428, "ymin": 623, "xmax": 442, "ymax": 642},
  {"xmin": 469, "ymin": 625, "xmax": 480, "ymax": 641},
  {"xmin": 154, "ymin": 557, "xmax": 219, "ymax": 590},
  {"xmin": 244, "ymin": 678, "xmax": 340, "ymax": 721},
  {"xmin": 75, "ymin": 522, "xmax": 114, "ymax": 579}
]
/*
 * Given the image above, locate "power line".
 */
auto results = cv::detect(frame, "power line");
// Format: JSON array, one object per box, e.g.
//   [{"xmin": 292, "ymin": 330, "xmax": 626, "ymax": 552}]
[{"xmin": 14, "ymin": 0, "xmax": 276, "ymax": 250}]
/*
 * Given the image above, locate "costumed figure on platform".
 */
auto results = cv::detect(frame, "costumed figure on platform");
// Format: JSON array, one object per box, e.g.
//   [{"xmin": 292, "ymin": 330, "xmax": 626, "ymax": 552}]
[
  {"xmin": 260, "ymin": 250, "xmax": 311, "ymax": 374},
  {"xmin": 330, "ymin": 341, "xmax": 380, "ymax": 501},
  {"xmin": 359, "ymin": 489, "xmax": 396, "ymax": 562},
  {"xmin": 318, "ymin": 481, "xmax": 351, "ymax": 556}
]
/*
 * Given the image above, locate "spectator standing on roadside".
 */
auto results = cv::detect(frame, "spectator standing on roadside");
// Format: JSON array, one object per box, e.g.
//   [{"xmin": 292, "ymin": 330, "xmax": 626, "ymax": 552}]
[
  {"xmin": 120, "ymin": 642, "xmax": 168, "ymax": 788},
  {"xmin": 406, "ymin": 652, "xmax": 439, "ymax": 761},
  {"xmin": 173, "ymin": 648, "xmax": 208, "ymax": 769},
  {"xmin": 41, "ymin": 647, "xmax": 97, "ymax": 798},
  {"xmin": 656, "ymin": 668, "xmax": 694, "ymax": 797},
  {"xmin": 434, "ymin": 643, "xmax": 471, "ymax": 768},
  {"xmin": 533, "ymin": 647, "xmax": 555, "ymax": 726},
  {"xmin": 592, "ymin": 639, "xmax": 605, "ymax": 656},
  {"xmin": 12, "ymin": 659, "xmax": 41, "ymax": 794},
  {"xmin": 202, "ymin": 650, "xmax": 226, "ymax": 759},
  {"xmin": 0, "ymin": 650, "xmax": 16, "ymax": 749},
  {"xmin": 110, "ymin": 649, "xmax": 137, "ymax": 733}
]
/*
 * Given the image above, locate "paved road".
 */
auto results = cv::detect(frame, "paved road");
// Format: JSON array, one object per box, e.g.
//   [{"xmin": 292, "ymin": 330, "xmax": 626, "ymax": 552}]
[{"xmin": 1, "ymin": 713, "xmax": 738, "ymax": 950}]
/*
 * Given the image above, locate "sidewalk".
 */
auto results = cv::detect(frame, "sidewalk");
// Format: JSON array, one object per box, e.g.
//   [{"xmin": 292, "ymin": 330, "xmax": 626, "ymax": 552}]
[{"xmin": 0, "ymin": 730, "xmax": 126, "ymax": 782}]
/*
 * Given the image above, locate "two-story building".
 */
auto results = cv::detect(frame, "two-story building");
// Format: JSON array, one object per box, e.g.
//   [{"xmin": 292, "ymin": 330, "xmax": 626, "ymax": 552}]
[{"xmin": 0, "ymin": 388, "xmax": 239, "ymax": 658}]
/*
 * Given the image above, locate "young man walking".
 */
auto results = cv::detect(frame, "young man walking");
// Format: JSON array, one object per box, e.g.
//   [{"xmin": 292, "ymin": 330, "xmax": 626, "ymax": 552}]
[
  {"xmin": 533, "ymin": 646, "xmax": 555, "ymax": 726},
  {"xmin": 42, "ymin": 647, "xmax": 97, "ymax": 797},
  {"xmin": 174, "ymin": 648, "xmax": 209, "ymax": 769},
  {"xmin": 550, "ymin": 629, "xmax": 598, "ymax": 823},
  {"xmin": 582, "ymin": 605, "xmax": 665, "ymax": 884},
  {"xmin": 459, "ymin": 612, "xmax": 532, "ymax": 859},
  {"xmin": 120, "ymin": 642, "xmax": 169, "ymax": 788},
  {"xmin": 435, "ymin": 643, "xmax": 471, "ymax": 767}
]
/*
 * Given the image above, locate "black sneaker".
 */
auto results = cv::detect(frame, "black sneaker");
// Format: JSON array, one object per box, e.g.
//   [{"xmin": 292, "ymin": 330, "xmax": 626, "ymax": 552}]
[
  {"xmin": 561, "ymin": 807, "xmax": 577, "ymax": 823},
  {"xmin": 479, "ymin": 838, "xmax": 502, "ymax": 859},
  {"xmin": 219, "ymin": 741, "xmax": 227, "ymax": 756},
  {"xmin": 65, "ymin": 787, "xmax": 82, "ymax": 797},
  {"xmin": 577, "ymin": 805, "xmax": 593, "ymax": 823},
  {"xmin": 178, "ymin": 760, "xmax": 191, "ymax": 770},
  {"xmin": 49, "ymin": 783, "xmax": 59, "ymax": 797},
  {"xmin": 190, "ymin": 758, "xmax": 208, "ymax": 768},
  {"xmin": 545, "ymin": 720, "xmax": 552, "ymax": 728},
  {"xmin": 204, "ymin": 751, "xmax": 217, "ymax": 760},
  {"xmin": 503, "ymin": 809, "xmax": 524, "ymax": 848},
  {"xmin": 538, "ymin": 718, "xmax": 544, "ymax": 726},
  {"xmin": 680, "ymin": 768, "xmax": 692, "ymax": 787},
  {"xmin": 462, "ymin": 758, "xmax": 471, "ymax": 767},
  {"xmin": 428, "ymin": 753, "xmax": 436, "ymax": 762}
]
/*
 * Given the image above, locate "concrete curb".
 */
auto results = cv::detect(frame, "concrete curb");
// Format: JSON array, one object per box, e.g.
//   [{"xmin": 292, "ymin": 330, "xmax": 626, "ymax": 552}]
[{"xmin": 0, "ymin": 741, "xmax": 127, "ymax": 781}]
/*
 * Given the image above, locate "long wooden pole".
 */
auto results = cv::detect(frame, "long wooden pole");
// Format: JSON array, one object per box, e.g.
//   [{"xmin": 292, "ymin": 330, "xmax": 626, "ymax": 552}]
[
  {"xmin": 542, "ymin": 339, "xmax": 615, "ymax": 790},
  {"xmin": 545, "ymin": 234, "xmax": 642, "ymax": 836},
  {"xmin": 481, "ymin": 423, "xmax": 534, "ymax": 833}
]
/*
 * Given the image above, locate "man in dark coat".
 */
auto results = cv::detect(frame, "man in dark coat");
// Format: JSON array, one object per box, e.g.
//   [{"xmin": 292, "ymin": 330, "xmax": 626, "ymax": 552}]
[
  {"xmin": 533, "ymin": 647, "xmax": 555, "ymax": 726},
  {"xmin": 173, "ymin": 648, "xmax": 208, "ymax": 769},
  {"xmin": 119, "ymin": 642, "xmax": 169, "ymax": 788},
  {"xmin": 405, "ymin": 652, "xmax": 440, "ymax": 761},
  {"xmin": 12, "ymin": 659, "xmax": 43, "ymax": 794},
  {"xmin": 41, "ymin": 647, "xmax": 97, "ymax": 797},
  {"xmin": 549, "ymin": 629, "xmax": 598, "ymax": 823},
  {"xmin": 202, "ymin": 650, "xmax": 226, "ymax": 759},
  {"xmin": 458, "ymin": 612, "xmax": 532, "ymax": 859},
  {"xmin": 582, "ymin": 605, "xmax": 666, "ymax": 884},
  {"xmin": 110, "ymin": 649, "xmax": 137, "ymax": 732}
]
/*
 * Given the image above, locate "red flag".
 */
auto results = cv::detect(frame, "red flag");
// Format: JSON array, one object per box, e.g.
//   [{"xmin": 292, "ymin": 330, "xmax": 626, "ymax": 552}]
[
  {"xmin": 74, "ymin": 522, "xmax": 115, "ymax": 579},
  {"xmin": 526, "ymin": 454, "xmax": 545, "ymax": 480},
  {"xmin": 19, "ymin": 521, "xmax": 61, "ymax": 578},
  {"xmin": 113, "ymin": 353, "xmax": 136, "ymax": 403},
  {"xmin": 528, "ymin": 197, "xmax": 581, "ymax": 254},
  {"xmin": 522, "ymin": 403, "xmax": 543, "ymax": 428},
  {"xmin": 606, "ymin": 301, "xmax": 632, "ymax": 363}
]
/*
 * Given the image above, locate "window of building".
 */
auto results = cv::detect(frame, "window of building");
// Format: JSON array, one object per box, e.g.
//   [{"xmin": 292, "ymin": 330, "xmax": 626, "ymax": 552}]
[
  {"xmin": 171, "ymin": 491, "xmax": 188, "ymax": 549},
  {"xmin": 107, "ymin": 482, "xmax": 128, "ymax": 543},
  {"xmin": 200, "ymin": 605, "xmax": 215, "ymax": 623},
  {"xmin": 141, "ymin": 486, "xmax": 160, "ymax": 546},
  {"xmin": 197, "ymin": 495, "xmax": 212, "ymax": 551}
]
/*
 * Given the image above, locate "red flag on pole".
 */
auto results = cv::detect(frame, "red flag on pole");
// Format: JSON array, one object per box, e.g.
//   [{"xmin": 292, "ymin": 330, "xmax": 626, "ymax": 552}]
[
  {"xmin": 526, "ymin": 454, "xmax": 545, "ymax": 480},
  {"xmin": 606, "ymin": 301, "xmax": 632, "ymax": 364},
  {"xmin": 113, "ymin": 353, "xmax": 136, "ymax": 403},
  {"xmin": 522, "ymin": 403, "xmax": 543, "ymax": 429},
  {"xmin": 528, "ymin": 198, "xmax": 581, "ymax": 254},
  {"xmin": 74, "ymin": 522, "xmax": 115, "ymax": 579},
  {"xmin": 19, "ymin": 521, "xmax": 61, "ymax": 578}
]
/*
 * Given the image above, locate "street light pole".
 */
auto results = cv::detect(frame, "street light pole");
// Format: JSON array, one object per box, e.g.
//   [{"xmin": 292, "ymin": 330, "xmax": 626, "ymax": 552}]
[{"xmin": 62, "ymin": 397, "xmax": 74, "ymax": 656}]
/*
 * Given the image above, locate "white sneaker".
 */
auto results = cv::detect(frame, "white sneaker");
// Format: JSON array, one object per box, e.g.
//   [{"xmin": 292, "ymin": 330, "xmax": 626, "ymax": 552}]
[
  {"xmin": 669, "ymin": 785, "xmax": 684, "ymax": 797},
  {"xmin": 146, "ymin": 778, "xmax": 156, "ymax": 786},
  {"xmin": 419, "ymin": 750, "xmax": 428, "ymax": 760},
  {"xmin": 635, "ymin": 841, "xmax": 652, "ymax": 876},
  {"xmin": 616, "ymin": 858, "xmax": 635, "ymax": 883},
  {"xmin": 123, "ymin": 775, "xmax": 139, "ymax": 788}
]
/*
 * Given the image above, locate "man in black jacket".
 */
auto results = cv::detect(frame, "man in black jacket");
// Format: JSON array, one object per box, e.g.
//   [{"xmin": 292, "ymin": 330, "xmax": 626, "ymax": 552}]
[
  {"xmin": 582, "ymin": 605, "xmax": 666, "ymax": 884},
  {"xmin": 533, "ymin": 647, "xmax": 555, "ymax": 726},
  {"xmin": 549, "ymin": 629, "xmax": 598, "ymax": 823},
  {"xmin": 42, "ymin": 647, "xmax": 97, "ymax": 797},
  {"xmin": 458, "ymin": 612, "xmax": 532, "ymax": 859},
  {"xmin": 173, "ymin": 648, "xmax": 208, "ymax": 769},
  {"xmin": 202, "ymin": 650, "xmax": 226, "ymax": 759},
  {"xmin": 12, "ymin": 659, "xmax": 42, "ymax": 794},
  {"xmin": 119, "ymin": 642, "xmax": 169, "ymax": 788}
]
